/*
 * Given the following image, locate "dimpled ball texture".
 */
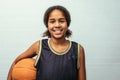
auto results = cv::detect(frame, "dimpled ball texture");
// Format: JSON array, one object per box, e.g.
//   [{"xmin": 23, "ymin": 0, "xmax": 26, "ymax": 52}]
[{"xmin": 12, "ymin": 58, "xmax": 36, "ymax": 80}]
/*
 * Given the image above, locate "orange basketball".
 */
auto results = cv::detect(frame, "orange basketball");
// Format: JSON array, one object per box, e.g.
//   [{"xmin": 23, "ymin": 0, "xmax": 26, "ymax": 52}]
[{"xmin": 12, "ymin": 58, "xmax": 36, "ymax": 80}]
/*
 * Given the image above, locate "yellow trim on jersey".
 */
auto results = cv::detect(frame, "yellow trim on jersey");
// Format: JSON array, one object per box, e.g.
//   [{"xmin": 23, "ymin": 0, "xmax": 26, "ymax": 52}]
[
  {"xmin": 48, "ymin": 39, "xmax": 72, "ymax": 55},
  {"xmin": 77, "ymin": 44, "xmax": 80, "ymax": 69},
  {"xmin": 34, "ymin": 40, "xmax": 42, "ymax": 67}
]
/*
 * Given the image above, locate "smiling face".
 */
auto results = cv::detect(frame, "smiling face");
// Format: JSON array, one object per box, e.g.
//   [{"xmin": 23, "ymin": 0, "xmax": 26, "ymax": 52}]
[{"xmin": 48, "ymin": 9, "xmax": 68, "ymax": 39}]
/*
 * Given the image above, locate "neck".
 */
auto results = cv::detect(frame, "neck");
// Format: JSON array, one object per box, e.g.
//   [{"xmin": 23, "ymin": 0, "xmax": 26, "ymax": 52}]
[
  {"xmin": 50, "ymin": 38, "xmax": 67, "ymax": 45},
  {"xmin": 48, "ymin": 38, "xmax": 70, "ymax": 54}
]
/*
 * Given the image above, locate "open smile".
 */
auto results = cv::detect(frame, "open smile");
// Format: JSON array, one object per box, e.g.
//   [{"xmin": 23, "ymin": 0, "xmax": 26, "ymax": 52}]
[{"xmin": 52, "ymin": 29, "xmax": 63, "ymax": 33}]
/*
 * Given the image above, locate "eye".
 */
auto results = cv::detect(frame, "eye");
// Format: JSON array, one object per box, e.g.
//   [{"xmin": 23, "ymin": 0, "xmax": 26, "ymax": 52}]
[
  {"xmin": 48, "ymin": 20, "xmax": 55, "ymax": 24},
  {"xmin": 59, "ymin": 18, "xmax": 66, "ymax": 23},
  {"xmin": 49, "ymin": 21, "xmax": 55, "ymax": 23},
  {"xmin": 60, "ymin": 20, "xmax": 65, "ymax": 23}
]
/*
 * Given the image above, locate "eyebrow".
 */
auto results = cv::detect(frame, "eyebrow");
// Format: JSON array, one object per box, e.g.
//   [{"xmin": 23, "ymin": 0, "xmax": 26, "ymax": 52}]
[
  {"xmin": 49, "ymin": 19, "xmax": 55, "ymax": 21},
  {"xmin": 49, "ymin": 18, "xmax": 65, "ymax": 21}
]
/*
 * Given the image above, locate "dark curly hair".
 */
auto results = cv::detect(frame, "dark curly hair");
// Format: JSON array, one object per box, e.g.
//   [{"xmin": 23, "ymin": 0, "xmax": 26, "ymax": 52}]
[{"xmin": 42, "ymin": 5, "xmax": 72, "ymax": 38}]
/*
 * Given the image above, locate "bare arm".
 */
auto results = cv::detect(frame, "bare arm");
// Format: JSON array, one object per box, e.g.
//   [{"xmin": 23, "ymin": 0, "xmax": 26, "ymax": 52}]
[
  {"xmin": 78, "ymin": 45, "xmax": 86, "ymax": 80},
  {"xmin": 7, "ymin": 41, "xmax": 39, "ymax": 80}
]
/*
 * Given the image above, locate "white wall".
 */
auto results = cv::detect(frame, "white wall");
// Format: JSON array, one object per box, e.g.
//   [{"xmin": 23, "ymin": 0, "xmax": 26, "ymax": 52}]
[{"xmin": 0, "ymin": 0, "xmax": 120, "ymax": 80}]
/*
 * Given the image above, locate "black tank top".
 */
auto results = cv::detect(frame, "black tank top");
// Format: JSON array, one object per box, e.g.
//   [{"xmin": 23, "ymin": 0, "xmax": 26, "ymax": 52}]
[{"xmin": 35, "ymin": 39, "xmax": 79, "ymax": 80}]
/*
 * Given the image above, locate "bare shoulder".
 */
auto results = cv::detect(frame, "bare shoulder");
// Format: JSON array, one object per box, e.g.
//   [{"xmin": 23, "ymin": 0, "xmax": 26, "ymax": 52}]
[
  {"xmin": 24, "ymin": 40, "xmax": 40, "ymax": 56},
  {"xmin": 31, "ymin": 40, "xmax": 40, "ymax": 55},
  {"xmin": 78, "ymin": 44, "xmax": 86, "ymax": 80},
  {"xmin": 79, "ymin": 45, "xmax": 85, "ymax": 54},
  {"xmin": 79, "ymin": 44, "xmax": 85, "ymax": 60},
  {"xmin": 32, "ymin": 40, "xmax": 39, "ymax": 48}
]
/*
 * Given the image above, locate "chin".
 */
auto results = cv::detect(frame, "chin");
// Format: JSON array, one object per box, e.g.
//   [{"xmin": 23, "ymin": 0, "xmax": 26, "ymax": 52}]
[{"xmin": 52, "ymin": 35, "xmax": 65, "ymax": 39}]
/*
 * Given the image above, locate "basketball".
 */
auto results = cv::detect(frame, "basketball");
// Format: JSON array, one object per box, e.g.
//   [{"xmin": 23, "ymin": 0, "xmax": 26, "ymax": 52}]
[{"xmin": 12, "ymin": 58, "xmax": 36, "ymax": 80}]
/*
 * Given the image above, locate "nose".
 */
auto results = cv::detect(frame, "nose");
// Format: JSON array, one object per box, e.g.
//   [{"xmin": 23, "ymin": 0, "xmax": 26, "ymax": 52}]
[{"xmin": 55, "ymin": 21, "xmax": 60, "ymax": 27}]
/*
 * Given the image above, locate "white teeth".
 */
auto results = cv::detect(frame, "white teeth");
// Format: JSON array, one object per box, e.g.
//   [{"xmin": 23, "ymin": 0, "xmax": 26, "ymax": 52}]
[
  {"xmin": 53, "ymin": 29, "xmax": 62, "ymax": 32},
  {"xmin": 53, "ymin": 29, "xmax": 62, "ymax": 34},
  {"xmin": 55, "ymin": 30, "xmax": 61, "ymax": 33}
]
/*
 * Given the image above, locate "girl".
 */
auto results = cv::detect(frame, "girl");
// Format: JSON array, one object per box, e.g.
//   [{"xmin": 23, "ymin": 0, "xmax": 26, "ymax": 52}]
[{"xmin": 7, "ymin": 5, "xmax": 86, "ymax": 80}]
